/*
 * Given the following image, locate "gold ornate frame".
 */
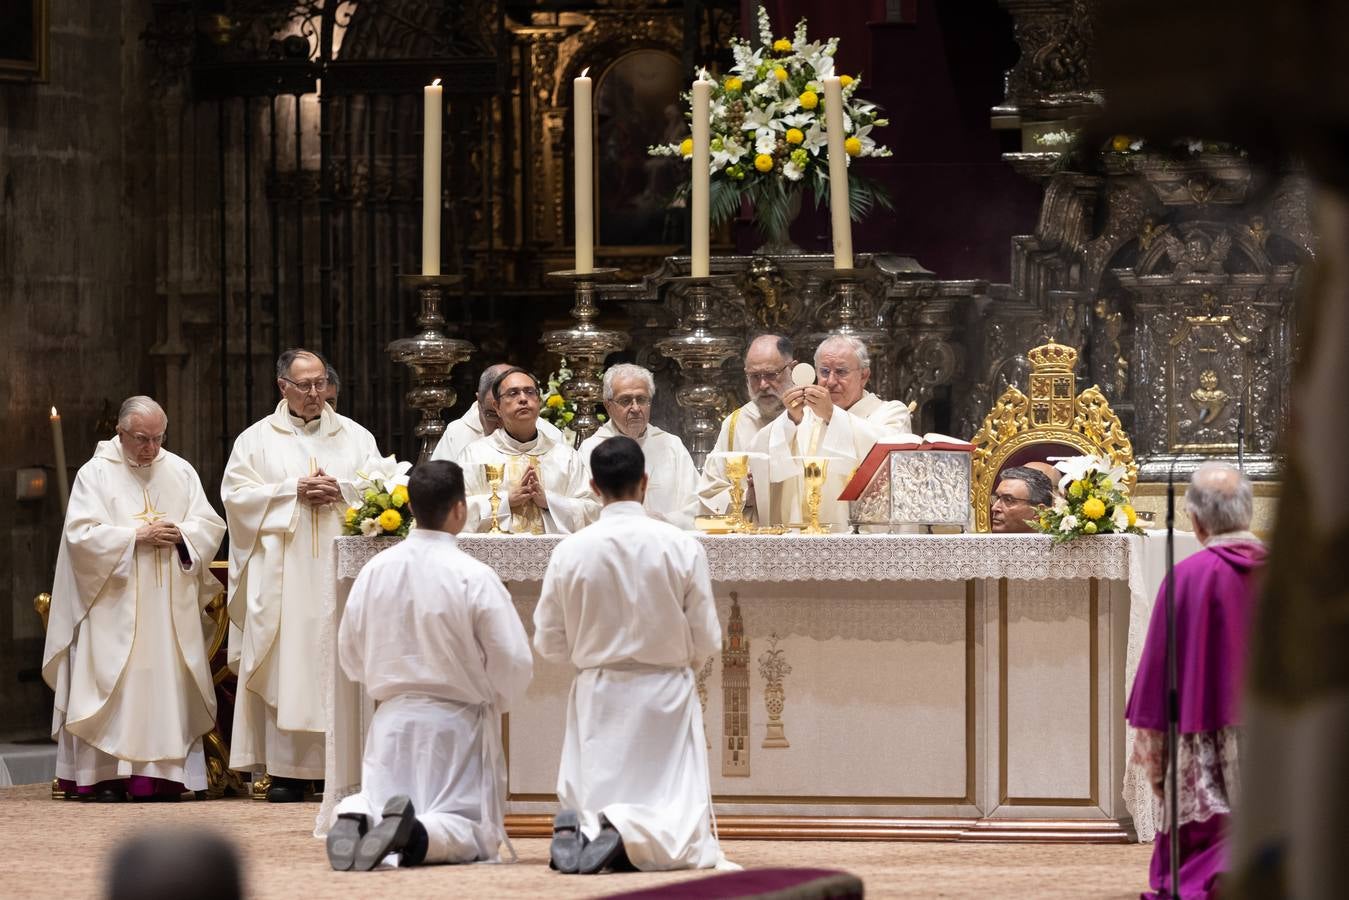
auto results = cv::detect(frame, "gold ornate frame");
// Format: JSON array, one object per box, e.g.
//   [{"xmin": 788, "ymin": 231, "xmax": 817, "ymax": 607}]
[{"xmin": 970, "ymin": 341, "xmax": 1137, "ymax": 532}]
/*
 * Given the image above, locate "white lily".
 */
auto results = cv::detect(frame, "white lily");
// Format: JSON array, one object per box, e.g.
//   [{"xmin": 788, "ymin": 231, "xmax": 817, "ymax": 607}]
[
  {"xmin": 742, "ymin": 101, "xmax": 782, "ymax": 134},
  {"xmin": 801, "ymin": 121, "xmax": 829, "ymax": 156},
  {"xmin": 1112, "ymin": 506, "xmax": 1130, "ymax": 531},
  {"xmin": 1053, "ymin": 454, "xmax": 1103, "ymax": 490},
  {"xmin": 711, "ymin": 136, "xmax": 747, "ymax": 169},
  {"xmin": 356, "ymin": 453, "xmax": 413, "ymax": 494}
]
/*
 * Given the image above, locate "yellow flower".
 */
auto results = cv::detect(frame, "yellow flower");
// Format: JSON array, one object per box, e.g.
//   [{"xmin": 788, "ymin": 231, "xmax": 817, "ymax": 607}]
[
  {"xmin": 1083, "ymin": 521, "xmax": 1098, "ymax": 534},
  {"xmin": 844, "ymin": 137, "xmax": 862, "ymax": 156},
  {"xmin": 724, "ymin": 76, "xmax": 743, "ymax": 93},
  {"xmin": 1068, "ymin": 480, "xmax": 1085, "ymax": 498},
  {"xmin": 773, "ymin": 66, "xmax": 788, "ymax": 82},
  {"xmin": 378, "ymin": 508, "xmax": 402, "ymax": 532},
  {"xmin": 1122, "ymin": 504, "xmax": 1137, "ymax": 527},
  {"xmin": 546, "ymin": 393, "xmax": 565, "ymax": 408},
  {"xmin": 1082, "ymin": 497, "xmax": 1106, "ymax": 520},
  {"xmin": 679, "ymin": 137, "xmax": 693, "ymax": 158},
  {"xmin": 344, "ymin": 506, "xmax": 360, "ymax": 525},
  {"xmin": 391, "ymin": 485, "xmax": 409, "ymax": 508},
  {"xmin": 773, "ymin": 38, "xmax": 792, "ymax": 53},
  {"xmin": 798, "ymin": 90, "xmax": 818, "ymax": 110},
  {"xmin": 754, "ymin": 153, "xmax": 774, "ymax": 173},
  {"xmin": 785, "ymin": 128, "xmax": 804, "ymax": 145},
  {"xmin": 1111, "ymin": 135, "xmax": 1132, "ymax": 153},
  {"xmin": 839, "ymin": 74, "xmax": 854, "ymax": 88}
]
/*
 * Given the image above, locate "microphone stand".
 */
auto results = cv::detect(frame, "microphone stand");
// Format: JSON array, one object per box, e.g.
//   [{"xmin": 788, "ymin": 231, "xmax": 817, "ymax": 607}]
[
  {"xmin": 1165, "ymin": 461, "xmax": 1182, "ymax": 897},
  {"xmin": 1236, "ymin": 394, "xmax": 1245, "ymax": 474}
]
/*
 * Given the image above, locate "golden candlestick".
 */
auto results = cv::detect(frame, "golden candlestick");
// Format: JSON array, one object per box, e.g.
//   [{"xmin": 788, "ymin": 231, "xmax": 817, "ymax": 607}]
[
  {"xmin": 801, "ymin": 457, "xmax": 829, "ymax": 534},
  {"xmin": 484, "ymin": 462, "xmax": 507, "ymax": 534},
  {"xmin": 724, "ymin": 453, "xmax": 749, "ymax": 531}
]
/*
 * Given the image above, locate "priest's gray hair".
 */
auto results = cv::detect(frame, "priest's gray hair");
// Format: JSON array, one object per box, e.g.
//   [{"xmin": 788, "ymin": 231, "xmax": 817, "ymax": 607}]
[
  {"xmin": 998, "ymin": 466, "xmax": 1054, "ymax": 508},
  {"xmin": 814, "ymin": 334, "xmax": 870, "ymax": 370},
  {"xmin": 477, "ymin": 363, "xmax": 514, "ymax": 400},
  {"xmin": 275, "ymin": 348, "xmax": 327, "ymax": 379},
  {"xmin": 118, "ymin": 396, "xmax": 167, "ymax": 430},
  {"xmin": 602, "ymin": 363, "xmax": 656, "ymax": 401},
  {"xmin": 1185, "ymin": 462, "xmax": 1253, "ymax": 535}
]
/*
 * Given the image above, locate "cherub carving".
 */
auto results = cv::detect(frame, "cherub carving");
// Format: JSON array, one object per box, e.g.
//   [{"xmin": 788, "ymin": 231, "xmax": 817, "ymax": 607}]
[
  {"xmin": 743, "ymin": 257, "xmax": 795, "ymax": 330},
  {"xmin": 1190, "ymin": 369, "xmax": 1229, "ymax": 426},
  {"xmin": 1162, "ymin": 230, "xmax": 1231, "ymax": 277}
]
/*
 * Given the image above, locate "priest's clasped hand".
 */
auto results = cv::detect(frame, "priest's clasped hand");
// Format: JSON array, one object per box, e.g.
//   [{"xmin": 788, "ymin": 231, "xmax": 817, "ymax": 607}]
[
  {"xmin": 508, "ymin": 465, "xmax": 550, "ymax": 511},
  {"xmin": 298, "ymin": 470, "xmax": 343, "ymax": 506},
  {"xmin": 782, "ymin": 384, "xmax": 834, "ymax": 424},
  {"xmin": 135, "ymin": 521, "xmax": 182, "ymax": 547}
]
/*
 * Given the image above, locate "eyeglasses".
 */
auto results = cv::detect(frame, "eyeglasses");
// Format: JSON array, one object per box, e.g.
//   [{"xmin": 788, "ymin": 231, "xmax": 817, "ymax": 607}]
[
  {"xmin": 501, "ymin": 386, "xmax": 540, "ymax": 401},
  {"xmin": 745, "ymin": 363, "xmax": 790, "ymax": 384},
  {"xmin": 125, "ymin": 431, "xmax": 166, "ymax": 446},
  {"xmin": 281, "ymin": 376, "xmax": 329, "ymax": 394},
  {"xmin": 612, "ymin": 394, "xmax": 652, "ymax": 409},
  {"xmin": 817, "ymin": 366, "xmax": 854, "ymax": 381},
  {"xmin": 991, "ymin": 492, "xmax": 1031, "ymax": 507}
]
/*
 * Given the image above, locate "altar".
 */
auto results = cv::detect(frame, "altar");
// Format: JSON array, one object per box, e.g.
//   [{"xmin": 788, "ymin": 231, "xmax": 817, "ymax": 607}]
[{"xmin": 319, "ymin": 531, "xmax": 1199, "ymax": 843}]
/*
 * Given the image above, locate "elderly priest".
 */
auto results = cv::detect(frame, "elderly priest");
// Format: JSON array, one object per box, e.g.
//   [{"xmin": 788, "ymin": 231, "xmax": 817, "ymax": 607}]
[
  {"xmin": 696, "ymin": 334, "xmax": 796, "ymax": 522},
  {"xmin": 223, "ymin": 348, "xmax": 380, "ymax": 802},
  {"xmin": 580, "ymin": 364, "xmax": 698, "ymax": 528},
  {"xmin": 457, "ymin": 367, "xmax": 597, "ymax": 533},
  {"xmin": 43, "ymin": 396, "xmax": 226, "ymax": 802},
  {"xmin": 750, "ymin": 334, "xmax": 912, "ymax": 529},
  {"xmin": 431, "ymin": 362, "xmax": 563, "ymax": 465}
]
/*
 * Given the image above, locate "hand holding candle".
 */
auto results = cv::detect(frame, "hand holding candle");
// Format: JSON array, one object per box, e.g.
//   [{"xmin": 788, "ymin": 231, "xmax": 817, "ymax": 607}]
[
  {"xmin": 422, "ymin": 79, "xmax": 443, "ymax": 276},
  {"xmin": 50, "ymin": 406, "xmax": 70, "ymax": 514},
  {"xmin": 690, "ymin": 77, "xmax": 713, "ymax": 277},
  {"xmin": 574, "ymin": 69, "xmax": 594, "ymax": 273},
  {"xmin": 822, "ymin": 76, "xmax": 853, "ymax": 270}
]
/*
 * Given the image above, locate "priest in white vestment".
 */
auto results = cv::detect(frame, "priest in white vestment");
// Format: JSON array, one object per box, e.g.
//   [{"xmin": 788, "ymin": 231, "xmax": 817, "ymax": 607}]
[
  {"xmin": 534, "ymin": 436, "xmax": 731, "ymax": 875},
  {"xmin": 326, "ymin": 460, "xmax": 533, "ymax": 871},
  {"xmin": 457, "ymin": 367, "xmax": 597, "ymax": 533},
  {"xmin": 750, "ymin": 334, "xmax": 912, "ymax": 529},
  {"xmin": 697, "ymin": 334, "xmax": 796, "ymax": 522},
  {"xmin": 579, "ymin": 363, "xmax": 698, "ymax": 529},
  {"xmin": 222, "ymin": 349, "xmax": 379, "ymax": 802},
  {"xmin": 43, "ymin": 396, "xmax": 226, "ymax": 802},
  {"xmin": 431, "ymin": 363, "xmax": 565, "ymax": 465}
]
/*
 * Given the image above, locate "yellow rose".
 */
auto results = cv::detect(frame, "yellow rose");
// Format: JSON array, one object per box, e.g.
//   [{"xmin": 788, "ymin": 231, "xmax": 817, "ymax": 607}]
[
  {"xmin": 1082, "ymin": 497, "xmax": 1106, "ymax": 520},
  {"xmin": 1123, "ymin": 504, "xmax": 1137, "ymax": 527},
  {"xmin": 773, "ymin": 38, "xmax": 792, "ymax": 53},
  {"xmin": 344, "ymin": 506, "xmax": 360, "ymax": 525},
  {"xmin": 391, "ymin": 485, "xmax": 409, "ymax": 508},
  {"xmin": 546, "ymin": 393, "xmax": 565, "ymax": 408},
  {"xmin": 773, "ymin": 66, "xmax": 788, "ymax": 82},
  {"xmin": 724, "ymin": 76, "xmax": 743, "ymax": 93},
  {"xmin": 844, "ymin": 137, "xmax": 862, "ymax": 156},
  {"xmin": 839, "ymin": 74, "xmax": 854, "ymax": 88},
  {"xmin": 798, "ymin": 90, "xmax": 818, "ymax": 110},
  {"xmin": 378, "ymin": 508, "xmax": 402, "ymax": 532},
  {"xmin": 679, "ymin": 137, "xmax": 693, "ymax": 158},
  {"xmin": 754, "ymin": 153, "xmax": 774, "ymax": 173},
  {"xmin": 1111, "ymin": 135, "xmax": 1132, "ymax": 152},
  {"xmin": 785, "ymin": 128, "xmax": 804, "ymax": 145}
]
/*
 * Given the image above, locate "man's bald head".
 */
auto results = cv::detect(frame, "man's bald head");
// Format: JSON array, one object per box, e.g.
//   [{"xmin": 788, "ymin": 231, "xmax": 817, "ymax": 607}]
[
  {"xmin": 1186, "ymin": 462, "xmax": 1253, "ymax": 540},
  {"xmin": 1024, "ymin": 461, "xmax": 1062, "ymax": 491}
]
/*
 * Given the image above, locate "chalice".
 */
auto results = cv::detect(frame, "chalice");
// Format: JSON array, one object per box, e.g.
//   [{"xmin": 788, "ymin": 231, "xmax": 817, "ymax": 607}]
[
  {"xmin": 724, "ymin": 453, "xmax": 749, "ymax": 532},
  {"xmin": 484, "ymin": 462, "xmax": 507, "ymax": 534},
  {"xmin": 801, "ymin": 456, "xmax": 829, "ymax": 534}
]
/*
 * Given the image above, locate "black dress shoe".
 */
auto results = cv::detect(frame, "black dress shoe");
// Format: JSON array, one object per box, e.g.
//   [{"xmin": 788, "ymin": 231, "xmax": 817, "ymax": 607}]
[
  {"xmin": 577, "ymin": 816, "xmax": 629, "ymax": 874},
  {"xmin": 353, "ymin": 795, "xmax": 418, "ymax": 871},
  {"xmin": 326, "ymin": 813, "xmax": 369, "ymax": 871},
  {"xmin": 266, "ymin": 776, "xmax": 306, "ymax": 803},
  {"xmin": 399, "ymin": 820, "xmax": 429, "ymax": 867},
  {"xmin": 548, "ymin": 810, "xmax": 586, "ymax": 874},
  {"xmin": 94, "ymin": 785, "xmax": 126, "ymax": 803}
]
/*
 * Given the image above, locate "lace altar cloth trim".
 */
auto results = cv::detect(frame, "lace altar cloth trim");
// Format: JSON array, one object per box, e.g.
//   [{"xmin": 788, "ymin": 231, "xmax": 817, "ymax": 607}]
[{"xmin": 334, "ymin": 533, "xmax": 1134, "ymax": 583}]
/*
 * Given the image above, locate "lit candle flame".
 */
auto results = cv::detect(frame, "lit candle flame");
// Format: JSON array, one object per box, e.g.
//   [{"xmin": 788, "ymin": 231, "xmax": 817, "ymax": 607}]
[
  {"xmin": 431, "ymin": 77, "xmax": 441, "ymax": 87},
  {"xmin": 581, "ymin": 66, "xmax": 590, "ymax": 78},
  {"xmin": 50, "ymin": 406, "xmax": 59, "ymax": 418}
]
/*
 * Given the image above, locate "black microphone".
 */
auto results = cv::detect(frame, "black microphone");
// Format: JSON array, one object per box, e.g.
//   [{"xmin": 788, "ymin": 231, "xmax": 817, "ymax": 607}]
[{"xmin": 1164, "ymin": 459, "xmax": 1182, "ymax": 897}]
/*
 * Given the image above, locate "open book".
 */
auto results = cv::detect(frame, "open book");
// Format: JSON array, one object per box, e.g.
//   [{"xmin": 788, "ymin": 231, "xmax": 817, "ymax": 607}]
[{"xmin": 838, "ymin": 434, "xmax": 974, "ymax": 502}]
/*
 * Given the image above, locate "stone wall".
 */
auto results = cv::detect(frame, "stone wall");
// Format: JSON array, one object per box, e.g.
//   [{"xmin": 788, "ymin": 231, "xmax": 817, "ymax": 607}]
[{"xmin": 0, "ymin": 0, "xmax": 159, "ymax": 739}]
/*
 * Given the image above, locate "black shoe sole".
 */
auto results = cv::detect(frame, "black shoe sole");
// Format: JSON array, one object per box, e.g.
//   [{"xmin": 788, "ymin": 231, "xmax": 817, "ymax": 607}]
[
  {"xmin": 577, "ymin": 825, "xmax": 626, "ymax": 874},
  {"xmin": 549, "ymin": 810, "xmax": 585, "ymax": 874},
  {"xmin": 326, "ymin": 815, "xmax": 367, "ymax": 871},
  {"xmin": 353, "ymin": 796, "xmax": 417, "ymax": 871}
]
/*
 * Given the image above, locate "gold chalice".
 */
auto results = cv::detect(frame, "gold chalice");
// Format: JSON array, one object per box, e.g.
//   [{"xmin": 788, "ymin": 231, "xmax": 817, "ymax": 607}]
[
  {"xmin": 484, "ymin": 462, "xmax": 508, "ymax": 534},
  {"xmin": 801, "ymin": 456, "xmax": 829, "ymax": 534},
  {"xmin": 724, "ymin": 453, "xmax": 749, "ymax": 532}
]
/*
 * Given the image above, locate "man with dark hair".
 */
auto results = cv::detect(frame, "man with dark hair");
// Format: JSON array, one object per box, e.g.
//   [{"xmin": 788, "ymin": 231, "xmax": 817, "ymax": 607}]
[
  {"xmin": 534, "ymin": 436, "xmax": 730, "ymax": 875},
  {"xmin": 327, "ymin": 460, "xmax": 533, "ymax": 871},
  {"xmin": 457, "ymin": 367, "xmax": 597, "ymax": 533},
  {"xmin": 990, "ymin": 466, "xmax": 1055, "ymax": 533},
  {"xmin": 323, "ymin": 365, "xmax": 340, "ymax": 409},
  {"xmin": 431, "ymin": 363, "xmax": 563, "ymax": 465}
]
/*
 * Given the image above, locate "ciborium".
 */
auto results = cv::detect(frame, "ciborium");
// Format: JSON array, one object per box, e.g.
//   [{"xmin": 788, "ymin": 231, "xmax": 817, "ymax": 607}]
[
  {"xmin": 724, "ymin": 453, "xmax": 749, "ymax": 532},
  {"xmin": 543, "ymin": 269, "xmax": 627, "ymax": 445},
  {"xmin": 388, "ymin": 274, "xmax": 475, "ymax": 462},
  {"xmin": 484, "ymin": 462, "xmax": 507, "ymax": 534},
  {"xmin": 801, "ymin": 456, "xmax": 830, "ymax": 535}
]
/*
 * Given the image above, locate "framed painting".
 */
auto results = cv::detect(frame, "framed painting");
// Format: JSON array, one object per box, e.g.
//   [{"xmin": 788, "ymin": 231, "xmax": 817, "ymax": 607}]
[{"xmin": 0, "ymin": 0, "xmax": 49, "ymax": 82}]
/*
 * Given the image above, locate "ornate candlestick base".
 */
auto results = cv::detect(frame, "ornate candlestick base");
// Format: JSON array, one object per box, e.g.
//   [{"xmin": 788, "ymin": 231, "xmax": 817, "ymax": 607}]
[
  {"xmin": 655, "ymin": 275, "xmax": 740, "ymax": 470},
  {"xmin": 812, "ymin": 268, "xmax": 889, "ymax": 363},
  {"xmin": 388, "ymin": 274, "xmax": 475, "ymax": 463},
  {"xmin": 543, "ymin": 268, "xmax": 627, "ymax": 445}
]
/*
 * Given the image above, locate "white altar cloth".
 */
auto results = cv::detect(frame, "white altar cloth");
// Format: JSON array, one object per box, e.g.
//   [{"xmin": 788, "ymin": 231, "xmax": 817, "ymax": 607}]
[{"xmin": 317, "ymin": 531, "xmax": 1198, "ymax": 840}]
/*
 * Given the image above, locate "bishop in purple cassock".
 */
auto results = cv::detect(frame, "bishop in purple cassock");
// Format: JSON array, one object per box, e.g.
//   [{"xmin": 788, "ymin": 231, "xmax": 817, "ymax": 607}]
[{"xmin": 1126, "ymin": 463, "xmax": 1266, "ymax": 899}]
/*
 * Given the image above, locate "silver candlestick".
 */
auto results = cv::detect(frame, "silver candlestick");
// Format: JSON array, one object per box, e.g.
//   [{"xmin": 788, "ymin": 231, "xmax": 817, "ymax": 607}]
[
  {"xmin": 387, "ymin": 274, "xmax": 475, "ymax": 463},
  {"xmin": 655, "ymin": 275, "xmax": 740, "ymax": 469},
  {"xmin": 543, "ymin": 268, "xmax": 627, "ymax": 445},
  {"xmin": 812, "ymin": 267, "xmax": 890, "ymax": 367}
]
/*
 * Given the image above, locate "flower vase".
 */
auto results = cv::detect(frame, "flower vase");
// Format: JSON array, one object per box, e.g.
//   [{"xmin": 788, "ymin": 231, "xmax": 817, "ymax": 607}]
[{"xmin": 752, "ymin": 186, "xmax": 803, "ymax": 256}]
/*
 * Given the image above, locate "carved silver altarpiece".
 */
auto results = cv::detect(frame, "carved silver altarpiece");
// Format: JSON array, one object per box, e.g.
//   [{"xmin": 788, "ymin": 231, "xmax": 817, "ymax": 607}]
[{"xmin": 848, "ymin": 450, "xmax": 975, "ymax": 531}]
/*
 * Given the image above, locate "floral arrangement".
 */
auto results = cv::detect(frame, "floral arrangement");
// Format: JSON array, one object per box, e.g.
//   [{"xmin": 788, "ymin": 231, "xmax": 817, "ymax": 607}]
[
  {"xmin": 647, "ymin": 6, "xmax": 893, "ymax": 247},
  {"xmin": 1030, "ymin": 454, "xmax": 1143, "ymax": 543},
  {"xmin": 539, "ymin": 359, "xmax": 604, "ymax": 445},
  {"xmin": 343, "ymin": 454, "xmax": 414, "ymax": 537}
]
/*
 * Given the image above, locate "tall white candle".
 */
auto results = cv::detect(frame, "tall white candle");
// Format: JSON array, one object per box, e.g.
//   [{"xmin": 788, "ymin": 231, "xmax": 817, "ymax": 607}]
[
  {"xmin": 421, "ymin": 79, "xmax": 443, "ymax": 276},
  {"xmin": 690, "ymin": 78, "xmax": 713, "ymax": 277},
  {"xmin": 574, "ymin": 69, "xmax": 594, "ymax": 273},
  {"xmin": 50, "ymin": 406, "xmax": 69, "ymax": 514},
  {"xmin": 822, "ymin": 76, "xmax": 853, "ymax": 270}
]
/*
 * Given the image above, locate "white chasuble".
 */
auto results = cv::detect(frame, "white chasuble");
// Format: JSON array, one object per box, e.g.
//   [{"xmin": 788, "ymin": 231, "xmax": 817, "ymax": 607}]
[
  {"xmin": 430, "ymin": 401, "xmax": 563, "ymax": 466},
  {"xmin": 696, "ymin": 401, "xmax": 772, "ymax": 520},
  {"xmin": 43, "ymin": 440, "xmax": 226, "ymax": 787},
  {"xmin": 534, "ymin": 503, "xmax": 733, "ymax": 871},
  {"xmin": 457, "ymin": 427, "xmax": 597, "ymax": 534},
  {"xmin": 750, "ymin": 390, "xmax": 912, "ymax": 530},
  {"xmin": 222, "ymin": 400, "xmax": 378, "ymax": 777},
  {"xmin": 335, "ymin": 529, "xmax": 533, "ymax": 863},
  {"xmin": 579, "ymin": 421, "xmax": 699, "ymax": 529}
]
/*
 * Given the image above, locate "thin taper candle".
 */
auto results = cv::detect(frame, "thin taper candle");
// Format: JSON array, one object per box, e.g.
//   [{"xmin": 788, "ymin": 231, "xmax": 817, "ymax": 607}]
[
  {"xmin": 690, "ymin": 78, "xmax": 713, "ymax": 277},
  {"xmin": 574, "ymin": 69, "xmax": 594, "ymax": 273},
  {"xmin": 50, "ymin": 406, "xmax": 70, "ymax": 514},
  {"xmin": 822, "ymin": 76, "xmax": 853, "ymax": 269},
  {"xmin": 422, "ymin": 79, "xmax": 443, "ymax": 276}
]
